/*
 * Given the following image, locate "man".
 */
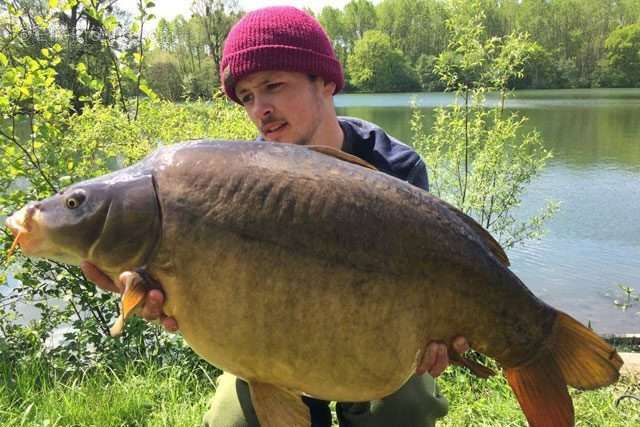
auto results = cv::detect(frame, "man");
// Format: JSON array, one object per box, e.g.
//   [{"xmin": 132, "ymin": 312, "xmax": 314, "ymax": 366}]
[{"xmin": 82, "ymin": 6, "xmax": 468, "ymax": 427}]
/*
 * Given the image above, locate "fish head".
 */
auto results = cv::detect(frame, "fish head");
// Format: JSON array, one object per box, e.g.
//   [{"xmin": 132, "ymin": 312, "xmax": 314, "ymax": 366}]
[{"xmin": 5, "ymin": 172, "xmax": 161, "ymax": 272}]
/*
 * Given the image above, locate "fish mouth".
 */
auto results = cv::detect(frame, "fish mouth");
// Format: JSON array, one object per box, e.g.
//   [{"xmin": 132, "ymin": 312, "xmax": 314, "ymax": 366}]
[{"xmin": 5, "ymin": 205, "xmax": 42, "ymax": 256}]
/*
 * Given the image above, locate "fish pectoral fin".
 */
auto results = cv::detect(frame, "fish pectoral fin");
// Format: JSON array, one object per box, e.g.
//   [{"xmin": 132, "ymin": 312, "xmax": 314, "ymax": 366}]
[
  {"xmin": 120, "ymin": 271, "xmax": 147, "ymax": 319},
  {"xmin": 109, "ymin": 271, "xmax": 147, "ymax": 337},
  {"xmin": 450, "ymin": 352, "xmax": 496, "ymax": 379},
  {"xmin": 307, "ymin": 145, "xmax": 378, "ymax": 171},
  {"xmin": 249, "ymin": 381, "xmax": 310, "ymax": 427},
  {"xmin": 109, "ymin": 315, "xmax": 126, "ymax": 337}
]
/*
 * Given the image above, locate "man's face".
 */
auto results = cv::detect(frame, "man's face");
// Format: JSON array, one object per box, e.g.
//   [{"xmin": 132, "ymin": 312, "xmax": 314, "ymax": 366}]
[{"xmin": 235, "ymin": 71, "xmax": 335, "ymax": 146}]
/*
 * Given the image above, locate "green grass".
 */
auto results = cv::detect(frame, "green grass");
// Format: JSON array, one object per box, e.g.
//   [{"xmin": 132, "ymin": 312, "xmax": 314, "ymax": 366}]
[
  {"xmin": 438, "ymin": 367, "xmax": 640, "ymax": 426},
  {"xmin": 0, "ymin": 358, "xmax": 215, "ymax": 427},
  {"xmin": 1, "ymin": 358, "xmax": 638, "ymax": 426}
]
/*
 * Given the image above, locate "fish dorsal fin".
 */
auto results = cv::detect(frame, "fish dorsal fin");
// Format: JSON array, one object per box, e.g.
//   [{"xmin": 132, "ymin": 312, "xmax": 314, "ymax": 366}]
[
  {"xmin": 443, "ymin": 202, "xmax": 510, "ymax": 267},
  {"xmin": 249, "ymin": 381, "xmax": 310, "ymax": 427},
  {"xmin": 307, "ymin": 145, "xmax": 378, "ymax": 171}
]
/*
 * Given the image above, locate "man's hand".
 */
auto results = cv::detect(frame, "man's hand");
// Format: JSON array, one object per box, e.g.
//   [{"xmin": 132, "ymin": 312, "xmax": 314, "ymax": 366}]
[
  {"xmin": 80, "ymin": 261, "xmax": 179, "ymax": 332},
  {"xmin": 416, "ymin": 336, "xmax": 469, "ymax": 377}
]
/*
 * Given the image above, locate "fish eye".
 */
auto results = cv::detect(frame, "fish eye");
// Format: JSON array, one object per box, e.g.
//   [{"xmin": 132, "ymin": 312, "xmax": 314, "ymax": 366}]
[{"xmin": 64, "ymin": 190, "xmax": 86, "ymax": 209}]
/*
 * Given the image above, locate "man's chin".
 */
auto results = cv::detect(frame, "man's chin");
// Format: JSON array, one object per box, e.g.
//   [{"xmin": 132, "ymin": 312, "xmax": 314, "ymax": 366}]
[
  {"xmin": 262, "ymin": 129, "xmax": 309, "ymax": 146},
  {"xmin": 266, "ymin": 137, "xmax": 308, "ymax": 146}
]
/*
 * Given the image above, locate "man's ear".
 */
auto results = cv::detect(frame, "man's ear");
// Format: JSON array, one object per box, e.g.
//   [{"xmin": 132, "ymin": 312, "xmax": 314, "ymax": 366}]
[{"xmin": 322, "ymin": 79, "xmax": 336, "ymax": 97}]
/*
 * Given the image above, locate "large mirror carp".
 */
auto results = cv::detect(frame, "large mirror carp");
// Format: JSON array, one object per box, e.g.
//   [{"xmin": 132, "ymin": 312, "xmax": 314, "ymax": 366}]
[{"xmin": 6, "ymin": 140, "xmax": 623, "ymax": 427}]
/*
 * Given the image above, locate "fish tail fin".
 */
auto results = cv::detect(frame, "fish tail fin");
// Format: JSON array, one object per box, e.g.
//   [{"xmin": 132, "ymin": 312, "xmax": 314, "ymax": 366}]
[
  {"xmin": 551, "ymin": 311, "xmax": 623, "ymax": 390},
  {"xmin": 504, "ymin": 311, "xmax": 623, "ymax": 427},
  {"xmin": 505, "ymin": 352, "xmax": 574, "ymax": 427}
]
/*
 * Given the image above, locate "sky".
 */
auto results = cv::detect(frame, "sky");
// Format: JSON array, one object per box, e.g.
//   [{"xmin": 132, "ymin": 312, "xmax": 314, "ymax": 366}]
[{"xmin": 119, "ymin": 0, "xmax": 355, "ymax": 23}]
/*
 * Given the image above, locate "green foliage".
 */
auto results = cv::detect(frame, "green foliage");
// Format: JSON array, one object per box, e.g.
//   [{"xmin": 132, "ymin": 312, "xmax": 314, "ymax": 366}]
[
  {"xmin": 605, "ymin": 23, "xmax": 640, "ymax": 87},
  {"xmin": 319, "ymin": 6, "xmax": 349, "ymax": 66},
  {"xmin": 412, "ymin": 0, "xmax": 558, "ymax": 248},
  {"xmin": 343, "ymin": 0, "xmax": 377, "ymax": 42},
  {"xmin": 517, "ymin": 42, "xmax": 560, "ymax": 89},
  {"xmin": 415, "ymin": 54, "xmax": 446, "ymax": 92},
  {"xmin": 376, "ymin": 0, "xmax": 448, "ymax": 64},
  {"xmin": 5, "ymin": 0, "xmax": 639, "ymax": 95},
  {"xmin": 181, "ymin": 57, "xmax": 217, "ymax": 101},
  {"xmin": 0, "ymin": 1, "xmax": 255, "ymax": 375},
  {"xmin": 149, "ymin": 1, "xmax": 241, "ymax": 101},
  {"xmin": 191, "ymin": 0, "xmax": 242, "ymax": 78},
  {"xmin": 1, "ymin": 101, "xmax": 255, "ymax": 371},
  {"xmin": 318, "ymin": 0, "xmax": 640, "ymax": 92},
  {"xmin": 347, "ymin": 30, "xmax": 419, "ymax": 92},
  {"xmin": 145, "ymin": 51, "xmax": 183, "ymax": 101}
]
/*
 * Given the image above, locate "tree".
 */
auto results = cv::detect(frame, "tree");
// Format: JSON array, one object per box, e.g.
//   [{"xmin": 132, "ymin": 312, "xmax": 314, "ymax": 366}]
[
  {"xmin": 518, "ymin": 42, "xmax": 559, "ymax": 89},
  {"xmin": 155, "ymin": 18, "xmax": 177, "ymax": 51},
  {"xmin": 342, "ymin": 0, "xmax": 376, "ymax": 51},
  {"xmin": 604, "ymin": 23, "xmax": 640, "ymax": 87},
  {"xmin": 319, "ymin": 6, "xmax": 348, "ymax": 65},
  {"xmin": 191, "ymin": 0, "xmax": 241, "ymax": 85},
  {"xmin": 146, "ymin": 51, "xmax": 182, "ymax": 100},
  {"xmin": 150, "ymin": 5, "xmax": 242, "ymax": 100},
  {"xmin": 346, "ymin": 30, "xmax": 418, "ymax": 92},
  {"xmin": 415, "ymin": 54, "xmax": 446, "ymax": 91},
  {"xmin": 411, "ymin": 0, "xmax": 557, "ymax": 248},
  {"xmin": 375, "ymin": 0, "xmax": 448, "ymax": 64},
  {"xmin": 0, "ymin": 0, "xmax": 256, "ymax": 373}
]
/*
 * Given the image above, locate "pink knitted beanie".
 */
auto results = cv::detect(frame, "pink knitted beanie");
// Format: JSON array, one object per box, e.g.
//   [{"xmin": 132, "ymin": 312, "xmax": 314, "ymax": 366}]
[{"xmin": 220, "ymin": 6, "xmax": 344, "ymax": 104}]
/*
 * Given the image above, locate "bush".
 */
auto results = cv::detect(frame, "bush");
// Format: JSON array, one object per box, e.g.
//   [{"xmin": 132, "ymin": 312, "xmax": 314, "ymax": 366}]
[
  {"xmin": 146, "ymin": 51, "xmax": 183, "ymax": 101},
  {"xmin": 347, "ymin": 30, "xmax": 419, "ymax": 92},
  {"xmin": 411, "ymin": 0, "xmax": 558, "ymax": 248}
]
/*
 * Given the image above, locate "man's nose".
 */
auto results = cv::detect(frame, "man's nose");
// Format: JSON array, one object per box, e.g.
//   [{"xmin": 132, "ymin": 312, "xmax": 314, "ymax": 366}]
[{"xmin": 252, "ymin": 96, "xmax": 273, "ymax": 118}]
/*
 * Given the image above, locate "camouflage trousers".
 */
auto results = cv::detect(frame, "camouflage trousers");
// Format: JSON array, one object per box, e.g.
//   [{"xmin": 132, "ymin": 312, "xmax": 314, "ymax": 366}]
[{"xmin": 202, "ymin": 372, "xmax": 448, "ymax": 427}]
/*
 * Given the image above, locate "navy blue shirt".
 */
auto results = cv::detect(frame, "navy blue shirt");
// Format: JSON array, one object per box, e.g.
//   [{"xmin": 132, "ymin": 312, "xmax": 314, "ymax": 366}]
[
  {"xmin": 338, "ymin": 117, "xmax": 429, "ymax": 191},
  {"xmin": 257, "ymin": 116, "xmax": 429, "ymax": 191}
]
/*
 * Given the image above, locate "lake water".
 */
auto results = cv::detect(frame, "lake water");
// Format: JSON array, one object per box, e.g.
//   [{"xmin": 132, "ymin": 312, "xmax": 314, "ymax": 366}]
[
  {"xmin": 336, "ymin": 88, "xmax": 640, "ymax": 335},
  {"xmin": 5, "ymin": 90, "xmax": 639, "ymax": 336}
]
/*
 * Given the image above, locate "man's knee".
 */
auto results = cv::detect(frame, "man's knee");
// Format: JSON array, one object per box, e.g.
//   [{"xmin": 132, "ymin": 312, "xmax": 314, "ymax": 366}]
[
  {"xmin": 337, "ymin": 375, "xmax": 448, "ymax": 427},
  {"xmin": 201, "ymin": 373, "xmax": 332, "ymax": 427},
  {"xmin": 201, "ymin": 373, "xmax": 260, "ymax": 427}
]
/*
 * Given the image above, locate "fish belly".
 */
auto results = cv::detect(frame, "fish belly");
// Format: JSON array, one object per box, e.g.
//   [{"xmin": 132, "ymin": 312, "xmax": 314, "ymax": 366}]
[{"xmin": 154, "ymin": 231, "xmax": 433, "ymax": 402}]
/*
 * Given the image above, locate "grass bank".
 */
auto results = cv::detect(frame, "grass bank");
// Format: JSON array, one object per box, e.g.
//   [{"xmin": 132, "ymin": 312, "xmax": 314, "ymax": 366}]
[
  {"xmin": 0, "ymin": 358, "xmax": 214, "ymax": 427},
  {"xmin": 438, "ymin": 364, "xmax": 639, "ymax": 426},
  {"xmin": 1, "ymin": 357, "xmax": 638, "ymax": 426}
]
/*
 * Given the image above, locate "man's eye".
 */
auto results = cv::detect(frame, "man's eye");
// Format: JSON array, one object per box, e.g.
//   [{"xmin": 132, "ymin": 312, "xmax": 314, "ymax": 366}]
[
  {"xmin": 267, "ymin": 82, "xmax": 283, "ymax": 90},
  {"xmin": 241, "ymin": 94, "xmax": 253, "ymax": 104}
]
